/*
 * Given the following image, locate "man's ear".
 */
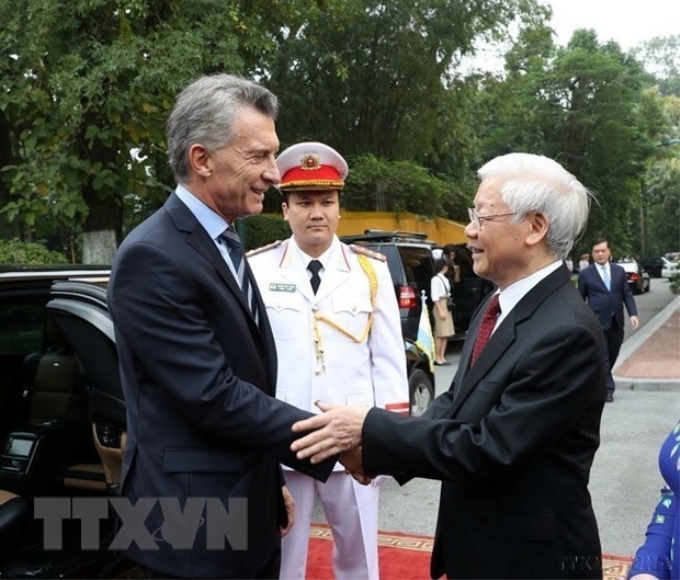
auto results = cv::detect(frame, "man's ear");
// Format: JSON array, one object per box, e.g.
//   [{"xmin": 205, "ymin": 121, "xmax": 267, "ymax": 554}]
[
  {"xmin": 525, "ymin": 212, "xmax": 549, "ymax": 247},
  {"xmin": 189, "ymin": 144, "xmax": 211, "ymax": 177},
  {"xmin": 282, "ymin": 201, "xmax": 289, "ymax": 221}
]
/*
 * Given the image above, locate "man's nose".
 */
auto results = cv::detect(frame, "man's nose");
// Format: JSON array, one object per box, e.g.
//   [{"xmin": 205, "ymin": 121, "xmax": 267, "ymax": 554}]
[
  {"xmin": 310, "ymin": 204, "xmax": 324, "ymax": 217},
  {"xmin": 464, "ymin": 221, "xmax": 478, "ymax": 239},
  {"xmin": 263, "ymin": 156, "xmax": 280, "ymax": 185}
]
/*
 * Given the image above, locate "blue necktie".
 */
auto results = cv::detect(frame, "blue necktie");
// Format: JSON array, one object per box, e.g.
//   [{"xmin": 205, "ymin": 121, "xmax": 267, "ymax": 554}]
[
  {"xmin": 602, "ymin": 265, "xmax": 611, "ymax": 291},
  {"xmin": 220, "ymin": 228, "xmax": 258, "ymax": 322}
]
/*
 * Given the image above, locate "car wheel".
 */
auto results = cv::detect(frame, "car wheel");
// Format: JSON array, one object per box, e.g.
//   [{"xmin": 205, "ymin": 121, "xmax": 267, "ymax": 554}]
[
  {"xmin": 645, "ymin": 279, "xmax": 650, "ymax": 293},
  {"xmin": 409, "ymin": 368, "xmax": 434, "ymax": 417}
]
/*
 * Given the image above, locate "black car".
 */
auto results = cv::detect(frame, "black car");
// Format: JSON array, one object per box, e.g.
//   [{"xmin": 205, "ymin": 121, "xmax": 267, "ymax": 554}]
[
  {"xmin": 340, "ymin": 231, "xmax": 494, "ymax": 340},
  {"xmin": 640, "ymin": 257, "xmax": 665, "ymax": 278}
]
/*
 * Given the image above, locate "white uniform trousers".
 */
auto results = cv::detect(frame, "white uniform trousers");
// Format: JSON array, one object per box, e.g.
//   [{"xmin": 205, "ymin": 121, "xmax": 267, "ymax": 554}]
[{"xmin": 280, "ymin": 469, "xmax": 380, "ymax": 580}]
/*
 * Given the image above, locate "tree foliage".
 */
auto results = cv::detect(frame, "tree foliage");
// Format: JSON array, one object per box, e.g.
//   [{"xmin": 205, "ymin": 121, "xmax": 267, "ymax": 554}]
[
  {"xmin": 267, "ymin": 0, "xmax": 541, "ymax": 162},
  {"xmin": 474, "ymin": 28, "xmax": 673, "ymax": 257},
  {"xmin": 0, "ymin": 1, "xmax": 677, "ymax": 263},
  {"xmin": 633, "ymin": 35, "xmax": 680, "ymax": 97},
  {"xmin": 0, "ymin": 0, "xmax": 286, "ymax": 261}
]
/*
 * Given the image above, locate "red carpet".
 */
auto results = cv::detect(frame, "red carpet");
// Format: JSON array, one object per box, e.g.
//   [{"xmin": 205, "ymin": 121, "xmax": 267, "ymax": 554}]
[{"xmin": 306, "ymin": 523, "xmax": 633, "ymax": 580}]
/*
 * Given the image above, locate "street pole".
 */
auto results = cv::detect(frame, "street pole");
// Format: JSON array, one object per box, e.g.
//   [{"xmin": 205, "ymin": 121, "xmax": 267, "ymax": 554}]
[{"xmin": 640, "ymin": 181, "xmax": 646, "ymax": 258}]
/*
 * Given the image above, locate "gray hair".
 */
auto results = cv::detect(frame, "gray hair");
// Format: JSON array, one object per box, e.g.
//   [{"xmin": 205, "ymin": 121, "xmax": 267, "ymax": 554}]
[
  {"xmin": 477, "ymin": 153, "xmax": 592, "ymax": 260},
  {"xmin": 167, "ymin": 74, "xmax": 279, "ymax": 183}
]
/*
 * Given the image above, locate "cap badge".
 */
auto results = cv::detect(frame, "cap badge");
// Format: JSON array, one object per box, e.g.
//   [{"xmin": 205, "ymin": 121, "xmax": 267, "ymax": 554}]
[{"xmin": 300, "ymin": 154, "xmax": 321, "ymax": 171}]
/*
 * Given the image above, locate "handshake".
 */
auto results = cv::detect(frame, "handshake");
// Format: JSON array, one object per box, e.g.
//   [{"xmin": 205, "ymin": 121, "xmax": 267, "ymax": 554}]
[{"xmin": 291, "ymin": 401, "xmax": 374, "ymax": 485}]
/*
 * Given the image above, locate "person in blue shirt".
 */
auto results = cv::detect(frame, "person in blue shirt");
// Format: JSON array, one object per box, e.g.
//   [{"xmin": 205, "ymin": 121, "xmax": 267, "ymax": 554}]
[{"xmin": 627, "ymin": 420, "xmax": 679, "ymax": 580}]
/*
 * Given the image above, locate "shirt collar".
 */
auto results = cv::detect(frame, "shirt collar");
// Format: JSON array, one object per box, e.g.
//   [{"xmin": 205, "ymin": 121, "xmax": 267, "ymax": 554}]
[
  {"xmin": 496, "ymin": 260, "xmax": 564, "ymax": 319},
  {"xmin": 289, "ymin": 236, "xmax": 337, "ymax": 270},
  {"xmin": 175, "ymin": 184, "xmax": 229, "ymax": 241}
]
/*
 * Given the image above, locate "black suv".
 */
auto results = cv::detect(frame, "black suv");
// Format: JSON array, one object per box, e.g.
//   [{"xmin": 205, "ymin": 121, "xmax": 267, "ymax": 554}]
[
  {"xmin": 0, "ymin": 266, "xmax": 137, "ymax": 579},
  {"xmin": 339, "ymin": 231, "xmax": 494, "ymax": 340},
  {"xmin": 340, "ymin": 231, "xmax": 435, "ymax": 341},
  {"xmin": 447, "ymin": 244, "xmax": 497, "ymax": 334}
]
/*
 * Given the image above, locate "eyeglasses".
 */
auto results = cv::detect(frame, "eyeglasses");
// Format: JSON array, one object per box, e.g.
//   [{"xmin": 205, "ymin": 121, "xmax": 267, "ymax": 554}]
[{"xmin": 467, "ymin": 208, "xmax": 519, "ymax": 229}]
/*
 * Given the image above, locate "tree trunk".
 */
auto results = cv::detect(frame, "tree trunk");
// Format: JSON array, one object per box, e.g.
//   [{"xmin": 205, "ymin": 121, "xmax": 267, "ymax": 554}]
[
  {"xmin": 81, "ymin": 183, "xmax": 120, "ymax": 264},
  {"xmin": 82, "ymin": 229, "xmax": 117, "ymax": 264},
  {"xmin": 79, "ymin": 132, "xmax": 123, "ymax": 264}
]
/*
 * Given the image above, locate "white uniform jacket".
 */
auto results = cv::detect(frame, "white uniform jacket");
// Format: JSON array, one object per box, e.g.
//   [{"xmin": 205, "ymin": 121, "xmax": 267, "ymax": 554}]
[{"xmin": 249, "ymin": 236, "xmax": 409, "ymax": 470}]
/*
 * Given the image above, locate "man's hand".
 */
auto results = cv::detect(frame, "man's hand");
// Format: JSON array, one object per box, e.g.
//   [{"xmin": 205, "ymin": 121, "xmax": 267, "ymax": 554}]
[
  {"xmin": 341, "ymin": 447, "xmax": 373, "ymax": 486},
  {"xmin": 630, "ymin": 315, "xmax": 640, "ymax": 329},
  {"xmin": 291, "ymin": 402, "xmax": 369, "ymax": 463},
  {"xmin": 280, "ymin": 485, "xmax": 295, "ymax": 537}
]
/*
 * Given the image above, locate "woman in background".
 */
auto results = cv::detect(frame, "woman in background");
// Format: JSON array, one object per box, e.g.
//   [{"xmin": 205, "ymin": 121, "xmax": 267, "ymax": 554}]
[{"xmin": 430, "ymin": 258, "xmax": 455, "ymax": 365}]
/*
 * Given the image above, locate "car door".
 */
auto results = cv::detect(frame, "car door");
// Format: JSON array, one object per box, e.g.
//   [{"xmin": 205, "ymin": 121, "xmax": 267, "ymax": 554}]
[
  {"xmin": 46, "ymin": 281, "xmax": 127, "ymax": 488},
  {"xmin": 46, "ymin": 281, "xmax": 125, "ymax": 421}
]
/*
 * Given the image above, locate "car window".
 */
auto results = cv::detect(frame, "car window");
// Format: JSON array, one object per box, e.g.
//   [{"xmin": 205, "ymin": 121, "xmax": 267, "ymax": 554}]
[
  {"xmin": 452, "ymin": 245, "xmax": 476, "ymax": 279},
  {"xmin": 397, "ymin": 246, "xmax": 434, "ymax": 285},
  {"xmin": 0, "ymin": 302, "xmax": 45, "ymax": 355},
  {"xmin": 374, "ymin": 246, "xmax": 402, "ymax": 283}
]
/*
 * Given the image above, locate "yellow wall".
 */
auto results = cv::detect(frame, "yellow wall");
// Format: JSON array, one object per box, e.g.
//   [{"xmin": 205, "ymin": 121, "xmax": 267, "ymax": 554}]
[{"xmin": 335, "ymin": 210, "xmax": 467, "ymax": 246}]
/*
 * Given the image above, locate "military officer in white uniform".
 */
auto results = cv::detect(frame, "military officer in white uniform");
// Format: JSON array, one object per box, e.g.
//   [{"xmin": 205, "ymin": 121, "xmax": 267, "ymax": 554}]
[{"xmin": 248, "ymin": 142, "xmax": 409, "ymax": 580}]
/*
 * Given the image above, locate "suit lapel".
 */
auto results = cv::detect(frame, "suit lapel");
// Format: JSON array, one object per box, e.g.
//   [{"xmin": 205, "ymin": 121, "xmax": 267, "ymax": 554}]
[
  {"xmin": 451, "ymin": 304, "xmax": 516, "ymax": 414},
  {"xmin": 451, "ymin": 267, "xmax": 570, "ymax": 415},
  {"xmin": 590, "ymin": 264, "xmax": 609, "ymax": 291},
  {"xmin": 165, "ymin": 193, "xmax": 247, "ymax": 310},
  {"xmin": 163, "ymin": 194, "xmax": 275, "ymax": 383}
]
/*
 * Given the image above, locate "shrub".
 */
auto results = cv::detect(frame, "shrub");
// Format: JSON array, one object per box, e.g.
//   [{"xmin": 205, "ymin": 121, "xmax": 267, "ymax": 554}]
[
  {"xmin": 0, "ymin": 239, "xmax": 68, "ymax": 264},
  {"xmin": 669, "ymin": 273, "xmax": 680, "ymax": 296},
  {"xmin": 239, "ymin": 215, "xmax": 290, "ymax": 251}
]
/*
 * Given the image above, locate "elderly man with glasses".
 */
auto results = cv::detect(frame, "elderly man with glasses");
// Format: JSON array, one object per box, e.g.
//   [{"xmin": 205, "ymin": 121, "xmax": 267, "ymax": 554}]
[{"xmin": 290, "ymin": 152, "xmax": 608, "ymax": 580}]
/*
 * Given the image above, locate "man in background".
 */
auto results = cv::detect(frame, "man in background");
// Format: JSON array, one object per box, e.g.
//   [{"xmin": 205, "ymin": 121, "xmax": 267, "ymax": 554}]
[
  {"xmin": 578, "ymin": 237, "xmax": 639, "ymax": 402},
  {"xmin": 249, "ymin": 141, "xmax": 409, "ymax": 579}
]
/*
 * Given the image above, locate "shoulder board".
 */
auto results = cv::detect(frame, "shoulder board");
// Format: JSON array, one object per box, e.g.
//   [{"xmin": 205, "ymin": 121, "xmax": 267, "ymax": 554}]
[
  {"xmin": 246, "ymin": 240, "xmax": 283, "ymax": 258},
  {"xmin": 349, "ymin": 244, "xmax": 386, "ymax": 262}
]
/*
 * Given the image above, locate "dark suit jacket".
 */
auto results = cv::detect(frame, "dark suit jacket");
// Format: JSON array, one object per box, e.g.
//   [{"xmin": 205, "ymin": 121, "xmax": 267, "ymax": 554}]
[
  {"xmin": 108, "ymin": 193, "xmax": 334, "ymax": 579},
  {"xmin": 361, "ymin": 266, "xmax": 607, "ymax": 579},
  {"xmin": 577, "ymin": 263, "xmax": 637, "ymax": 330}
]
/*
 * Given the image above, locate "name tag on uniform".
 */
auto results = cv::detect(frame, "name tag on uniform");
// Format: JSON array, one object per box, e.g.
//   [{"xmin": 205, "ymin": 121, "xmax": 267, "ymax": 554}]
[{"xmin": 269, "ymin": 283, "xmax": 296, "ymax": 292}]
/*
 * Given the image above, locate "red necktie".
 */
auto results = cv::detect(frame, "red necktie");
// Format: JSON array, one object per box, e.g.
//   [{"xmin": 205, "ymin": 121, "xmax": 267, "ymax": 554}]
[{"xmin": 471, "ymin": 294, "xmax": 501, "ymax": 365}]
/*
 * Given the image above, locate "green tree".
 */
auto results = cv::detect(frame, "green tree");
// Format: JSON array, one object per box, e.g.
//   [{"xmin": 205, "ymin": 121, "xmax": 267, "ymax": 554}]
[
  {"xmin": 633, "ymin": 35, "xmax": 680, "ymax": 97},
  {"xmin": 267, "ymin": 0, "xmax": 545, "ymax": 161},
  {"xmin": 0, "ymin": 0, "xmax": 288, "ymax": 262},
  {"xmin": 476, "ymin": 29, "xmax": 663, "ymax": 256}
]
